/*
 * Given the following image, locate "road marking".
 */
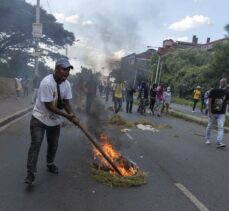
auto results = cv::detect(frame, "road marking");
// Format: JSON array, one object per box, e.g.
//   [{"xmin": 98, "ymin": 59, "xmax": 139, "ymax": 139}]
[
  {"xmin": 175, "ymin": 183, "xmax": 209, "ymax": 211},
  {"xmin": 125, "ymin": 132, "xmax": 133, "ymax": 140},
  {"xmin": 0, "ymin": 113, "xmax": 30, "ymax": 133}
]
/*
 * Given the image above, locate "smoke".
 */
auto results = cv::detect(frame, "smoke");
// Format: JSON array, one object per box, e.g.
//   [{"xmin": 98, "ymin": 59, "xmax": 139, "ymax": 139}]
[{"xmin": 63, "ymin": 0, "xmax": 163, "ymax": 74}]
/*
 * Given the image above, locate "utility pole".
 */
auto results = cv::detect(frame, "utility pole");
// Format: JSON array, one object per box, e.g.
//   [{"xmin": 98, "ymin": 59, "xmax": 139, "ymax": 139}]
[
  {"xmin": 154, "ymin": 55, "xmax": 161, "ymax": 85},
  {"xmin": 133, "ymin": 56, "xmax": 138, "ymax": 88},
  {"xmin": 32, "ymin": 0, "xmax": 42, "ymax": 77}
]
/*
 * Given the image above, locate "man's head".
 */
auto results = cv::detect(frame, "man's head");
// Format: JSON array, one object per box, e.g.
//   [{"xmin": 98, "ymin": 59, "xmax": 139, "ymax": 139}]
[
  {"xmin": 219, "ymin": 78, "xmax": 227, "ymax": 89},
  {"xmin": 54, "ymin": 58, "xmax": 73, "ymax": 83}
]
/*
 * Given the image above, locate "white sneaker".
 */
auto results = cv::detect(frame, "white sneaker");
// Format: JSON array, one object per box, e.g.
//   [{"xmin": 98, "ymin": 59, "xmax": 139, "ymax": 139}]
[
  {"xmin": 205, "ymin": 140, "xmax": 210, "ymax": 144},
  {"xmin": 192, "ymin": 110, "xmax": 195, "ymax": 113}
]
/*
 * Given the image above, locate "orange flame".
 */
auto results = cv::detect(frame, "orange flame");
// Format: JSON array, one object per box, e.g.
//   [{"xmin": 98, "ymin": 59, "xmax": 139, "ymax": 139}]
[{"xmin": 93, "ymin": 133, "xmax": 138, "ymax": 176}]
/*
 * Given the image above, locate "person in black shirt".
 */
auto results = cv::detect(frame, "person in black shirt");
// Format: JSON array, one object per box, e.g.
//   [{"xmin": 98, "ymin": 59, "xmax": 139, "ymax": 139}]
[
  {"xmin": 149, "ymin": 84, "xmax": 157, "ymax": 114},
  {"xmin": 125, "ymin": 83, "xmax": 136, "ymax": 113},
  {"xmin": 205, "ymin": 78, "xmax": 229, "ymax": 148}
]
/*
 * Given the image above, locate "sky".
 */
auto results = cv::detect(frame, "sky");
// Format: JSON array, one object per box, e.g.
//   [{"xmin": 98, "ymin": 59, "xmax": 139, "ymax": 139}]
[{"xmin": 26, "ymin": 0, "xmax": 229, "ymax": 75}]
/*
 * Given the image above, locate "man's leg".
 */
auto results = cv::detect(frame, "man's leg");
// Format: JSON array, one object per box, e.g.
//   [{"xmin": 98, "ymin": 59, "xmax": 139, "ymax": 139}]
[
  {"xmin": 117, "ymin": 98, "xmax": 122, "ymax": 113},
  {"xmin": 25, "ymin": 116, "xmax": 45, "ymax": 184},
  {"xmin": 129, "ymin": 100, "xmax": 133, "ymax": 113},
  {"xmin": 216, "ymin": 114, "xmax": 225, "ymax": 145},
  {"xmin": 46, "ymin": 125, "xmax": 60, "ymax": 173},
  {"xmin": 205, "ymin": 115, "xmax": 214, "ymax": 143},
  {"xmin": 192, "ymin": 100, "xmax": 197, "ymax": 111}
]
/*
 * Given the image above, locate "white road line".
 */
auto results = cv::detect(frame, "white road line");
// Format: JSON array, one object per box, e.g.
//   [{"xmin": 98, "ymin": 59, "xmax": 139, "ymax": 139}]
[
  {"xmin": 0, "ymin": 113, "xmax": 30, "ymax": 133},
  {"xmin": 125, "ymin": 132, "xmax": 134, "ymax": 140},
  {"xmin": 175, "ymin": 183, "xmax": 209, "ymax": 211}
]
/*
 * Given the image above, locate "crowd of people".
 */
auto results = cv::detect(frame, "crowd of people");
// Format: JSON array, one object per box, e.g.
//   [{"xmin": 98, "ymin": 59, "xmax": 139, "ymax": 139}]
[
  {"xmin": 21, "ymin": 57, "xmax": 228, "ymax": 185},
  {"xmin": 99, "ymin": 80, "xmax": 172, "ymax": 117}
]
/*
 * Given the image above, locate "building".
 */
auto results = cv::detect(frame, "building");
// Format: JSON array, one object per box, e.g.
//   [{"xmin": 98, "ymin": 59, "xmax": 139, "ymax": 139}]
[
  {"xmin": 162, "ymin": 35, "xmax": 200, "ymax": 51},
  {"xmin": 120, "ymin": 49, "xmax": 157, "ymax": 85},
  {"xmin": 197, "ymin": 36, "xmax": 229, "ymax": 51}
]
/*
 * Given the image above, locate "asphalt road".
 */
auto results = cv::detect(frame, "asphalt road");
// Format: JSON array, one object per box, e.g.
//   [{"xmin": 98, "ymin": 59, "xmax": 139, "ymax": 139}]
[{"xmin": 0, "ymin": 101, "xmax": 229, "ymax": 211}]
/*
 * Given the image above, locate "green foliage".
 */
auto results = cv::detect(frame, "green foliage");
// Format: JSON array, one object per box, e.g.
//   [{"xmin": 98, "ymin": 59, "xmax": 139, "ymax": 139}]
[
  {"xmin": 160, "ymin": 48, "xmax": 214, "ymax": 96},
  {"xmin": 225, "ymin": 23, "xmax": 229, "ymax": 34},
  {"xmin": 0, "ymin": 0, "xmax": 75, "ymax": 78}
]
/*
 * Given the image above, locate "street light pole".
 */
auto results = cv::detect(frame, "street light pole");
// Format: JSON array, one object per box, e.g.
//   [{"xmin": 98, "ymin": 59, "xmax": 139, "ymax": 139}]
[{"xmin": 154, "ymin": 55, "xmax": 161, "ymax": 84}]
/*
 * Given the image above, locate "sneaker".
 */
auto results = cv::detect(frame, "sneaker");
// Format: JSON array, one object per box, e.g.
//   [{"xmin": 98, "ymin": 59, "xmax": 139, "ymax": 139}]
[
  {"xmin": 47, "ymin": 164, "xmax": 59, "ymax": 174},
  {"xmin": 216, "ymin": 143, "xmax": 226, "ymax": 148},
  {"xmin": 192, "ymin": 110, "xmax": 195, "ymax": 113},
  {"xmin": 24, "ymin": 172, "xmax": 35, "ymax": 185},
  {"xmin": 205, "ymin": 140, "xmax": 211, "ymax": 144}
]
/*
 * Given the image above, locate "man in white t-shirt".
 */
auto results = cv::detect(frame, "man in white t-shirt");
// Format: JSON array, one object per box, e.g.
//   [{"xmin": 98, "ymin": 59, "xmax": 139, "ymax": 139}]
[{"xmin": 25, "ymin": 58, "xmax": 79, "ymax": 185}]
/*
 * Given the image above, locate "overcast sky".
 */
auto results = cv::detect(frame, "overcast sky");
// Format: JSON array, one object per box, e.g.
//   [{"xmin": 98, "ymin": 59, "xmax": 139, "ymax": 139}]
[{"xmin": 26, "ymin": 0, "xmax": 229, "ymax": 75}]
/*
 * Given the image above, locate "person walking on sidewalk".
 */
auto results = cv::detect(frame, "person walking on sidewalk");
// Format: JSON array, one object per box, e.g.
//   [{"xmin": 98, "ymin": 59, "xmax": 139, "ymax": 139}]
[
  {"xmin": 205, "ymin": 78, "xmax": 229, "ymax": 148},
  {"xmin": 15, "ymin": 75, "xmax": 23, "ymax": 97},
  {"xmin": 192, "ymin": 85, "xmax": 201, "ymax": 112},
  {"xmin": 24, "ymin": 58, "xmax": 80, "ymax": 185}
]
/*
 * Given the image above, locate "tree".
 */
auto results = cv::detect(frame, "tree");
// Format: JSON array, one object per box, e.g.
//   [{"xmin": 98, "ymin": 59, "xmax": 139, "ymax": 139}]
[
  {"xmin": 159, "ymin": 48, "xmax": 212, "ymax": 96},
  {"xmin": 209, "ymin": 43, "xmax": 229, "ymax": 85},
  {"xmin": 224, "ymin": 23, "xmax": 229, "ymax": 34},
  {"xmin": 0, "ymin": 0, "xmax": 75, "ymax": 77}
]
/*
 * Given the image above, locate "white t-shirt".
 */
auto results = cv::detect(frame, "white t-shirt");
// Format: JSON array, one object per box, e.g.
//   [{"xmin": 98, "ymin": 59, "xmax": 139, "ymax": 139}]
[
  {"xmin": 32, "ymin": 74, "xmax": 72, "ymax": 126},
  {"xmin": 15, "ymin": 77, "xmax": 22, "ymax": 90}
]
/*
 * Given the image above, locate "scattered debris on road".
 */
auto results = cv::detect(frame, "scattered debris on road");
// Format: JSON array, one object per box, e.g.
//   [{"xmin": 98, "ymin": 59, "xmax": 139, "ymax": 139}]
[{"xmin": 136, "ymin": 124, "xmax": 159, "ymax": 132}]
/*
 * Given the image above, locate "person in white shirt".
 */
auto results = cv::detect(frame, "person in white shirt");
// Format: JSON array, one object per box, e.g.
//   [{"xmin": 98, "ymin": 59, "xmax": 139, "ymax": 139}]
[
  {"xmin": 25, "ymin": 58, "xmax": 79, "ymax": 185},
  {"xmin": 163, "ymin": 86, "xmax": 172, "ymax": 115},
  {"xmin": 15, "ymin": 76, "xmax": 22, "ymax": 97}
]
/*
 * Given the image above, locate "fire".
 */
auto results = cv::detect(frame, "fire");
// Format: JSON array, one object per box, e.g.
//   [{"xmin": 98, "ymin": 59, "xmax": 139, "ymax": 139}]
[{"xmin": 93, "ymin": 133, "xmax": 138, "ymax": 176}]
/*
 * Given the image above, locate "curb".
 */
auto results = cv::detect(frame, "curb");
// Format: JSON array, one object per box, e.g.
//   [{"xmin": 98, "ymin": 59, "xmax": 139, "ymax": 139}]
[
  {"xmin": 169, "ymin": 109, "xmax": 229, "ymax": 133},
  {"xmin": 0, "ymin": 106, "xmax": 33, "ymax": 128}
]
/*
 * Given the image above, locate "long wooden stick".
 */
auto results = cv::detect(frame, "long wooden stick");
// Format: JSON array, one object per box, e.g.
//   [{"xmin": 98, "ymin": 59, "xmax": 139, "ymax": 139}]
[{"xmin": 78, "ymin": 123, "xmax": 123, "ymax": 176}]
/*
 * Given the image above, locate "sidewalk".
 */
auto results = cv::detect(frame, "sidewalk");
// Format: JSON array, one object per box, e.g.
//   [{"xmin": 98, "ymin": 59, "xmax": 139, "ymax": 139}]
[
  {"xmin": 170, "ymin": 103, "xmax": 229, "ymax": 133},
  {"xmin": 0, "ymin": 94, "xmax": 33, "ymax": 125}
]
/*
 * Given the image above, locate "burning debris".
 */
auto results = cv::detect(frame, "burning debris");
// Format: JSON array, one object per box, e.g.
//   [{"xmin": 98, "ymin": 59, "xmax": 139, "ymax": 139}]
[{"xmin": 92, "ymin": 133, "xmax": 147, "ymax": 187}]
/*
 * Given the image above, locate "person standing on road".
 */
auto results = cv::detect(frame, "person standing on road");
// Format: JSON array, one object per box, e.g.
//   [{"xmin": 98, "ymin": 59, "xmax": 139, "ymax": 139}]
[
  {"xmin": 153, "ymin": 84, "xmax": 164, "ymax": 117},
  {"xmin": 32, "ymin": 75, "xmax": 40, "ymax": 104},
  {"xmin": 137, "ymin": 81, "xmax": 149, "ymax": 114},
  {"xmin": 149, "ymin": 84, "xmax": 157, "ymax": 115},
  {"xmin": 163, "ymin": 86, "xmax": 172, "ymax": 115},
  {"xmin": 192, "ymin": 85, "xmax": 201, "ymax": 112},
  {"xmin": 205, "ymin": 78, "xmax": 229, "ymax": 148},
  {"xmin": 24, "ymin": 58, "xmax": 80, "ymax": 185},
  {"xmin": 113, "ymin": 80, "xmax": 124, "ymax": 113},
  {"xmin": 23, "ymin": 75, "xmax": 30, "ymax": 97},
  {"xmin": 125, "ymin": 83, "xmax": 136, "ymax": 113},
  {"xmin": 85, "ymin": 74, "xmax": 97, "ymax": 114},
  {"xmin": 104, "ymin": 83, "xmax": 111, "ymax": 103}
]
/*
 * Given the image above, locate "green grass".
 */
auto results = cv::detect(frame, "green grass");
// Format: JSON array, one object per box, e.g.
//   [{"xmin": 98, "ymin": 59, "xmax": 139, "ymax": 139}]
[
  {"xmin": 91, "ymin": 166, "xmax": 147, "ymax": 187},
  {"xmin": 172, "ymin": 96, "xmax": 195, "ymax": 107}
]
